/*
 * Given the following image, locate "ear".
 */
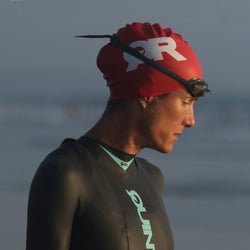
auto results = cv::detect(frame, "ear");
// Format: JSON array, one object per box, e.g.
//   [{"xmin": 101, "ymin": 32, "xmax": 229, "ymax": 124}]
[{"xmin": 138, "ymin": 97, "xmax": 154, "ymax": 109}]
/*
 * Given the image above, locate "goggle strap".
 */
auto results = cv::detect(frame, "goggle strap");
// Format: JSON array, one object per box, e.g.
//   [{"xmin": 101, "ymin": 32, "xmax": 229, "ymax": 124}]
[
  {"xmin": 75, "ymin": 35, "xmax": 190, "ymax": 86},
  {"xmin": 110, "ymin": 36, "xmax": 190, "ymax": 86},
  {"xmin": 75, "ymin": 35, "xmax": 112, "ymax": 39}
]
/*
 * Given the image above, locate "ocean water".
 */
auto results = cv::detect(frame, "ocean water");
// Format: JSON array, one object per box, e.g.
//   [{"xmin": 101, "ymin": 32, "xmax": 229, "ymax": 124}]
[{"xmin": 0, "ymin": 93, "xmax": 250, "ymax": 249}]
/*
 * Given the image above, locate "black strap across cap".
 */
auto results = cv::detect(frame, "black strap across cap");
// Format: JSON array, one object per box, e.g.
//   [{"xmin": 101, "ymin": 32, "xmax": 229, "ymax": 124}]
[{"xmin": 75, "ymin": 35, "xmax": 190, "ymax": 86}]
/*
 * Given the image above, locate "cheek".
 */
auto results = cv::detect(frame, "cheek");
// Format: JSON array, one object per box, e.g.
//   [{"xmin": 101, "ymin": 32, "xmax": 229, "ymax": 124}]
[
  {"xmin": 167, "ymin": 105, "xmax": 187, "ymax": 124},
  {"xmin": 160, "ymin": 111, "xmax": 182, "ymax": 129}
]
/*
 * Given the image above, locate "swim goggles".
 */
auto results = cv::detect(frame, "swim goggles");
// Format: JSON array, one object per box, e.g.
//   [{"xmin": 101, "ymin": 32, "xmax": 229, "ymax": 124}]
[{"xmin": 76, "ymin": 35, "xmax": 211, "ymax": 98}]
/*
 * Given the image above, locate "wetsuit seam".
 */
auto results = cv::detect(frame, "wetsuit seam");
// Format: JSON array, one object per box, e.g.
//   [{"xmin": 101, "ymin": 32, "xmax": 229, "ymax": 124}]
[
  {"xmin": 134, "ymin": 158, "xmax": 140, "ymax": 172},
  {"xmin": 123, "ymin": 213, "xmax": 130, "ymax": 250}
]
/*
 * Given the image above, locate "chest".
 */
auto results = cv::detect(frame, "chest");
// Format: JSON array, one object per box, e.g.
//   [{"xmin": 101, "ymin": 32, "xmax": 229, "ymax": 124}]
[{"xmin": 75, "ymin": 161, "xmax": 174, "ymax": 250}]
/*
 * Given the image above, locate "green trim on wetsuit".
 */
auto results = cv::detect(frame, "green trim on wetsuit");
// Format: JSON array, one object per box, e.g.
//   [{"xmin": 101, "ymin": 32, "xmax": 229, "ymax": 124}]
[
  {"xmin": 26, "ymin": 136, "xmax": 174, "ymax": 250},
  {"xmin": 99, "ymin": 145, "xmax": 134, "ymax": 171}
]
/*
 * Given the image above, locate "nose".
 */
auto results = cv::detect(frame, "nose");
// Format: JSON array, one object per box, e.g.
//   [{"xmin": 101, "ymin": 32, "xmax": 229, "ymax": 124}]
[{"xmin": 185, "ymin": 110, "xmax": 195, "ymax": 128}]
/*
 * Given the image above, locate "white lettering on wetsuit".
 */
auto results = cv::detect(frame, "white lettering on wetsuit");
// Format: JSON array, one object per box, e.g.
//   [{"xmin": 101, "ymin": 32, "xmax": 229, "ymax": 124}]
[
  {"xmin": 123, "ymin": 37, "xmax": 187, "ymax": 72},
  {"xmin": 126, "ymin": 189, "xmax": 155, "ymax": 250}
]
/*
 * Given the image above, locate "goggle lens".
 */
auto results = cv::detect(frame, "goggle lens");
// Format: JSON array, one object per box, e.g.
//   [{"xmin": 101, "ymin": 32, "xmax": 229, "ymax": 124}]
[{"xmin": 186, "ymin": 78, "xmax": 211, "ymax": 98}]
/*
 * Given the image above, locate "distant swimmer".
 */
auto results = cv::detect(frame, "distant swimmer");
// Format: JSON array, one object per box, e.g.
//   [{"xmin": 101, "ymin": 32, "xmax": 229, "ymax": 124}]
[{"xmin": 26, "ymin": 22, "xmax": 210, "ymax": 250}]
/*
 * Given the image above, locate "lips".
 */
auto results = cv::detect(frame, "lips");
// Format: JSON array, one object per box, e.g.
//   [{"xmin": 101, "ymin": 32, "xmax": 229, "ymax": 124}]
[
  {"xmin": 174, "ymin": 132, "xmax": 182, "ymax": 141},
  {"xmin": 174, "ymin": 132, "xmax": 182, "ymax": 137}
]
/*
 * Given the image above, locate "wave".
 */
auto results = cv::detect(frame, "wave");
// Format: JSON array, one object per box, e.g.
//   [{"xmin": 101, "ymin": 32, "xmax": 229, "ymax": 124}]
[
  {"xmin": 1, "ymin": 97, "xmax": 250, "ymax": 144},
  {"xmin": 164, "ymin": 181, "xmax": 250, "ymax": 198}
]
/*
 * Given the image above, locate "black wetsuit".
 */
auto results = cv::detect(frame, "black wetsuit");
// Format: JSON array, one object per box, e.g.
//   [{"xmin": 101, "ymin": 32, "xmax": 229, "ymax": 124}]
[{"xmin": 26, "ymin": 136, "xmax": 174, "ymax": 250}]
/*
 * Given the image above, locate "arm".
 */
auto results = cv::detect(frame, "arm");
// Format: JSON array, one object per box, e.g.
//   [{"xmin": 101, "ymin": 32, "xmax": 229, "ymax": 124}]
[{"xmin": 26, "ymin": 156, "xmax": 80, "ymax": 250}]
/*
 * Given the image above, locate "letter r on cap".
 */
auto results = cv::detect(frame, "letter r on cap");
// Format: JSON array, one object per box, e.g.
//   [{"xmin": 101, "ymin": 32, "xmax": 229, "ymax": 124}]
[{"xmin": 123, "ymin": 37, "xmax": 187, "ymax": 72}]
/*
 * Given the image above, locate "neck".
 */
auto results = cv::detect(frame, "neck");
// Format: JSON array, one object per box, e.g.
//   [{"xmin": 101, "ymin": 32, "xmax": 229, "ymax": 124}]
[
  {"xmin": 85, "ymin": 105, "xmax": 144, "ymax": 155},
  {"xmin": 85, "ymin": 124, "xmax": 143, "ymax": 155}
]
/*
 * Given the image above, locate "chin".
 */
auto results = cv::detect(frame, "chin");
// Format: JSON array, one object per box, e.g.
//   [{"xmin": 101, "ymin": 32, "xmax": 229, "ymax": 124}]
[
  {"xmin": 161, "ymin": 147, "xmax": 173, "ymax": 154},
  {"xmin": 153, "ymin": 143, "xmax": 174, "ymax": 154}
]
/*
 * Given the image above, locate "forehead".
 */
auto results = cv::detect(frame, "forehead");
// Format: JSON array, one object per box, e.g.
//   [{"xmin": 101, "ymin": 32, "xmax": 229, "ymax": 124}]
[{"xmin": 158, "ymin": 89, "xmax": 197, "ymax": 101}]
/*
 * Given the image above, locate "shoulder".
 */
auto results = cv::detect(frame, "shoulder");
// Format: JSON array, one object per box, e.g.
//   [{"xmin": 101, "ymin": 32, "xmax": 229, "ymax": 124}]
[
  {"xmin": 39, "ymin": 139, "xmax": 91, "ymax": 174},
  {"xmin": 135, "ymin": 157, "xmax": 164, "ymax": 195},
  {"xmin": 30, "ymin": 139, "xmax": 95, "ymax": 198}
]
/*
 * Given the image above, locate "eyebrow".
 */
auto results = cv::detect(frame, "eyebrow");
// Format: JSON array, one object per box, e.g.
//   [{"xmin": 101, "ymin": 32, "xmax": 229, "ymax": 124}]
[{"xmin": 182, "ymin": 94, "xmax": 198, "ymax": 102}]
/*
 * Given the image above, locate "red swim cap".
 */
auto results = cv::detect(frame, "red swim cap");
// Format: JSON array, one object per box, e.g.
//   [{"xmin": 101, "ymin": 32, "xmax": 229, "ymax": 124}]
[{"xmin": 97, "ymin": 22, "xmax": 203, "ymax": 99}]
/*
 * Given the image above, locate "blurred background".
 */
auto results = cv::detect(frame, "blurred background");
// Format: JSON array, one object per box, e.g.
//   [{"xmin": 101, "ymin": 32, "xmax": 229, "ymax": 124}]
[{"xmin": 1, "ymin": 0, "xmax": 250, "ymax": 249}]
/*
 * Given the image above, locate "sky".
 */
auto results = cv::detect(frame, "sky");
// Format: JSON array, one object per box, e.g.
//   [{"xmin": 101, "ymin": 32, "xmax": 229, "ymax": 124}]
[{"xmin": 1, "ymin": 0, "xmax": 250, "ymax": 101}]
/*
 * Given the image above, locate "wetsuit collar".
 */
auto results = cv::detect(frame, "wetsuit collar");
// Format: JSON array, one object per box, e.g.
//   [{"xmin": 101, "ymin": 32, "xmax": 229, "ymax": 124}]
[{"xmin": 99, "ymin": 145, "xmax": 134, "ymax": 171}]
